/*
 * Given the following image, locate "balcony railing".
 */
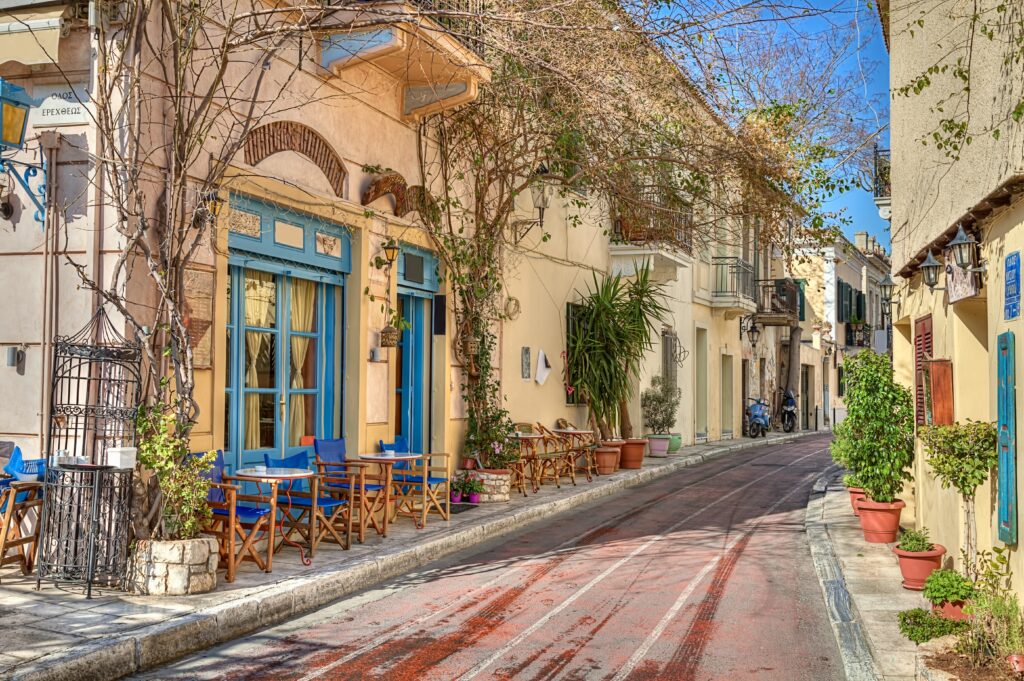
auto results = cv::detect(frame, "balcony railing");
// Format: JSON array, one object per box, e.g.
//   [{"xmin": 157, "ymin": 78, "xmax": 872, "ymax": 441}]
[
  {"xmin": 412, "ymin": 0, "xmax": 484, "ymax": 56},
  {"xmin": 712, "ymin": 257, "xmax": 755, "ymax": 300},
  {"xmin": 756, "ymin": 278, "xmax": 799, "ymax": 317},
  {"xmin": 613, "ymin": 194, "xmax": 694, "ymax": 254},
  {"xmin": 873, "ymin": 145, "xmax": 891, "ymax": 199}
]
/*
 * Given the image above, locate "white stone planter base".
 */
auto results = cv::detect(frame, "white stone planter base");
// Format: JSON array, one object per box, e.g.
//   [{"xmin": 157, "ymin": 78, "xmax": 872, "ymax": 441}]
[
  {"xmin": 130, "ymin": 536, "xmax": 219, "ymax": 596},
  {"xmin": 476, "ymin": 469, "xmax": 512, "ymax": 503}
]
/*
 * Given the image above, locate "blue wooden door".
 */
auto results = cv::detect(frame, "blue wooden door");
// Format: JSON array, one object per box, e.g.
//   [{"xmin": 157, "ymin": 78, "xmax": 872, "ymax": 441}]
[
  {"xmin": 998, "ymin": 331, "xmax": 1017, "ymax": 544},
  {"xmin": 396, "ymin": 293, "xmax": 430, "ymax": 453}
]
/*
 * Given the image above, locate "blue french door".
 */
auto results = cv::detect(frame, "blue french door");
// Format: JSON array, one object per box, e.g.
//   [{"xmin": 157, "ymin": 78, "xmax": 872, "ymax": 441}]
[
  {"xmin": 225, "ymin": 265, "xmax": 340, "ymax": 473},
  {"xmin": 395, "ymin": 293, "xmax": 431, "ymax": 454}
]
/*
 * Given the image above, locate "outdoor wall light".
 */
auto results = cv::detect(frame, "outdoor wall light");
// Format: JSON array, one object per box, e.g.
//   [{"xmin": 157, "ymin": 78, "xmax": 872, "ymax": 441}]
[
  {"xmin": 0, "ymin": 79, "xmax": 31, "ymax": 151},
  {"xmin": 920, "ymin": 250, "xmax": 945, "ymax": 291},
  {"xmin": 740, "ymin": 315, "xmax": 760, "ymax": 346},
  {"xmin": 879, "ymin": 273, "xmax": 901, "ymax": 307},
  {"xmin": 947, "ymin": 224, "xmax": 987, "ymax": 275},
  {"xmin": 382, "ymin": 240, "xmax": 399, "ymax": 266},
  {"xmin": 529, "ymin": 164, "xmax": 551, "ymax": 229}
]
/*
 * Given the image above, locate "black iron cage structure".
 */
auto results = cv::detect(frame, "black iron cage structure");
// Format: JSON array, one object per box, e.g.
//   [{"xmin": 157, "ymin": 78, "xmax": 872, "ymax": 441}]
[{"xmin": 47, "ymin": 307, "xmax": 142, "ymax": 463}]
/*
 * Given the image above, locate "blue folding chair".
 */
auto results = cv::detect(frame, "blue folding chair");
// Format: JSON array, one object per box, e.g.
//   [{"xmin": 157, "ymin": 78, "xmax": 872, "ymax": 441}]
[
  {"xmin": 198, "ymin": 450, "xmax": 277, "ymax": 582},
  {"xmin": 264, "ymin": 451, "xmax": 354, "ymax": 552},
  {"xmin": 313, "ymin": 438, "xmax": 378, "ymax": 542},
  {"xmin": 381, "ymin": 438, "xmax": 451, "ymax": 527}
]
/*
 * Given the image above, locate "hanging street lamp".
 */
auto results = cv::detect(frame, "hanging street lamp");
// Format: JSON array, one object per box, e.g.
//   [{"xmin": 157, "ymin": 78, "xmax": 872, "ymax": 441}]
[
  {"xmin": 920, "ymin": 250, "xmax": 944, "ymax": 291},
  {"xmin": 0, "ymin": 77, "xmax": 46, "ymax": 225}
]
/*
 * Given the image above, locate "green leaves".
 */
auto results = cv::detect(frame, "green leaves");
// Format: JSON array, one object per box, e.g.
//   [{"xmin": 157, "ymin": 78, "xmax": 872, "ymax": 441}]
[
  {"xmin": 924, "ymin": 569, "xmax": 977, "ymax": 606},
  {"xmin": 831, "ymin": 350, "xmax": 915, "ymax": 503},
  {"xmin": 920, "ymin": 420, "xmax": 998, "ymax": 501}
]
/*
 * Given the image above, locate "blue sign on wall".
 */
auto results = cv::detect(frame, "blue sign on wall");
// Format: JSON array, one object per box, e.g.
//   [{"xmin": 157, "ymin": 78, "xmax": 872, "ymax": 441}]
[{"xmin": 1006, "ymin": 252, "xmax": 1021, "ymax": 320}]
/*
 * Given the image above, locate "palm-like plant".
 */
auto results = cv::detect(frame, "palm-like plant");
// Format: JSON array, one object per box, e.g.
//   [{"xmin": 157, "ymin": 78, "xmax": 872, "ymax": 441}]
[{"xmin": 568, "ymin": 267, "xmax": 669, "ymax": 439}]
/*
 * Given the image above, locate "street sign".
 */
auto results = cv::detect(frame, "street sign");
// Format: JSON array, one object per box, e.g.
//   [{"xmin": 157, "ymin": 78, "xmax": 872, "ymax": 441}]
[{"xmin": 1006, "ymin": 252, "xmax": 1020, "ymax": 320}]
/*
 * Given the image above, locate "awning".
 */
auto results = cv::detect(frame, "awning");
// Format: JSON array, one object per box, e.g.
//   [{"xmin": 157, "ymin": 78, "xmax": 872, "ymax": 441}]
[{"xmin": 0, "ymin": 6, "xmax": 67, "ymax": 66}]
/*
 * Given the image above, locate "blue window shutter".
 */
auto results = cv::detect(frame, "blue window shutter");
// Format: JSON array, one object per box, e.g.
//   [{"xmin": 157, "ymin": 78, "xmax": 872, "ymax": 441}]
[{"xmin": 998, "ymin": 331, "xmax": 1017, "ymax": 544}]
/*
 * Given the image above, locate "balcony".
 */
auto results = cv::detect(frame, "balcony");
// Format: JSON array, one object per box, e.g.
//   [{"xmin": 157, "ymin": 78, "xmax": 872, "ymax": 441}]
[
  {"xmin": 609, "ymin": 194, "xmax": 694, "ymax": 276},
  {"xmin": 711, "ymin": 256, "xmax": 757, "ymax": 317},
  {"xmin": 319, "ymin": 0, "xmax": 491, "ymax": 120},
  {"xmin": 873, "ymin": 145, "xmax": 891, "ymax": 220},
  {"xmin": 755, "ymin": 278, "xmax": 800, "ymax": 326}
]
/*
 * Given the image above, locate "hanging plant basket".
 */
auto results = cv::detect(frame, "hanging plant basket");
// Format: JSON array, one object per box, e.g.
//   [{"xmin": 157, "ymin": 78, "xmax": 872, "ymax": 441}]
[
  {"xmin": 380, "ymin": 325, "xmax": 400, "ymax": 347},
  {"xmin": 464, "ymin": 338, "xmax": 481, "ymax": 356}
]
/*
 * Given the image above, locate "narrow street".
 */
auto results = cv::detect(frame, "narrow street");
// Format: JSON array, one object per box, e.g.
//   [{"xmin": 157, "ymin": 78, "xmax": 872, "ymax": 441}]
[{"xmin": 139, "ymin": 435, "xmax": 840, "ymax": 681}]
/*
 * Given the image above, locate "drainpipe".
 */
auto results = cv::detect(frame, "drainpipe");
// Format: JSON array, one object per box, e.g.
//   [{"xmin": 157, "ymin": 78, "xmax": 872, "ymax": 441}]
[{"xmin": 38, "ymin": 131, "xmax": 61, "ymax": 453}]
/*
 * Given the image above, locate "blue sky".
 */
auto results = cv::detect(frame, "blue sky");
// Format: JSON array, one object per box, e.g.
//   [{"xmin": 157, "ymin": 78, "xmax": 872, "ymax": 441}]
[{"xmin": 823, "ymin": 0, "xmax": 891, "ymax": 250}]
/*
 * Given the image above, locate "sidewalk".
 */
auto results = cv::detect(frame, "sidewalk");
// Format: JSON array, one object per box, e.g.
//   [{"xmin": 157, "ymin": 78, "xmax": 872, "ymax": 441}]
[
  {"xmin": 807, "ymin": 472, "xmax": 929, "ymax": 681},
  {"xmin": 4, "ymin": 431, "xmax": 818, "ymax": 681}
]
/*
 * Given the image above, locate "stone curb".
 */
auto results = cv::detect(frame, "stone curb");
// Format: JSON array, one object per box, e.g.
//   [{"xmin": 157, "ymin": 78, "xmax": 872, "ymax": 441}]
[
  {"xmin": 805, "ymin": 468, "xmax": 883, "ymax": 681},
  {"xmin": 14, "ymin": 431, "xmax": 818, "ymax": 681}
]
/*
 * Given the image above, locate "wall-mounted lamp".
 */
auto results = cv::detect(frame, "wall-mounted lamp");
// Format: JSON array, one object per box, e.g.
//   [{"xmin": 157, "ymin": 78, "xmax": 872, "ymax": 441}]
[
  {"xmin": 0, "ymin": 77, "xmax": 45, "ymax": 225},
  {"xmin": 740, "ymin": 315, "xmax": 760, "ymax": 347},
  {"xmin": 382, "ymin": 240, "xmax": 399, "ymax": 267},
  {"xmin": 529, "ymin": 164, "xmax": 551, "ymax": 229},
  {"xmin": 5, "ymin": 346, "xmax": 24, "ymax": 367},
  {"xmin": 200, "ymin": 189, "xmax": 224, "ymax": 220},
  {"xmin": 947, "ymin": 224, "xmax": 987, "ymax": 276},
  {"xmin": 919, "ymin": 250, "xmax": 945, "ymax": 291}
]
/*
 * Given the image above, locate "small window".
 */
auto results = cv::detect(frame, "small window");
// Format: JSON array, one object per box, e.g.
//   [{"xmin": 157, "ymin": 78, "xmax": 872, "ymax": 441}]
[{"xmin": 404, "ymin": 254, "xmax": 425, "ymax": 284}]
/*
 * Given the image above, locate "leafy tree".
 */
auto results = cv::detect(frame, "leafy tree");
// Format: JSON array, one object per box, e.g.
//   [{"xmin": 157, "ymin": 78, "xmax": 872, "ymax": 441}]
[{"xmin": 832, "ymin": 350, "xmax": 915, "ymax": 503}]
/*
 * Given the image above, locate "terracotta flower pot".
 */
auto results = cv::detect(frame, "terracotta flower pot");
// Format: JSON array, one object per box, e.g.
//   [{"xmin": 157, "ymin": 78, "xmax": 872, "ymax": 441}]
[
  {"xmin": 467, "ymin": 492, "xmax": 481, "ymax": 504},
  {"xmin": 857, "ymin": 498, "xmax": 906, "ymax": 543},
  {"xmin": 594, "ymin": 447, "xmax": 618, "ymax": 476},
  {"xmin": 892, "ymin": 544, "xmax": 946, "ymax": 590},
  {"xmin": 1006, "ymin": 654, "xmax": 1024, "ymax": 673},
  {"xmin": 620, "ymin": 439, "xmax": 648, "ymax": 469},
  {"xmin": 601, "ymin": 440, "xmax": 624, "ymax": 471},
  {"xmin": 461, "ymin": 458, "xmax": 478, "ymax": 470},
  {"xmin": 847, "ymin": 487, "xmax": 865, "ymax": 516},
  {"xmin": 648, "ymin": 436, "xmax": 671, "ymax": 458},
  {"xmin": 451, "ymin": 491, "xmax": 463, "ymax": 504},
  {"xmin": 933, "ymin": 600, "xmax": 970, "ymax": 621}
]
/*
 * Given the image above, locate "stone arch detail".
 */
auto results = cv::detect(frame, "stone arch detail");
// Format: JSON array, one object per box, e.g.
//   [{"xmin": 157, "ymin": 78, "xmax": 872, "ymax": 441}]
[{"xmin": 244, "ymin": 122, "xmax": 348, "ymax": 198}]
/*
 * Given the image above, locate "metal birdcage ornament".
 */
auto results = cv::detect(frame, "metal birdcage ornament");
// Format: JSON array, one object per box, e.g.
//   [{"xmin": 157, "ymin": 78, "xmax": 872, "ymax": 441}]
[{"xmin": 47, "ymin": 307, "xmax": 142, "ymax": 464}]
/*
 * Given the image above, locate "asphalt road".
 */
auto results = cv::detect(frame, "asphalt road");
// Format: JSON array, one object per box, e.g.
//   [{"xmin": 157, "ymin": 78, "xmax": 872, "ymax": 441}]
[{"xmin": 139, "ymin": 435, "xmax": 841, "ymax": 681}]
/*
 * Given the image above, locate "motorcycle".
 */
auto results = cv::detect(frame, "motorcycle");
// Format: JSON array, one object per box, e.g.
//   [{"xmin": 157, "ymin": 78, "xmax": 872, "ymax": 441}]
[
  {"xmin": 780, "ymin": 388, "xmax": 798, "ymax": 433},
  {"xmin": 746, "ymin": 397, "xmax": 770, "ymax": 438}
]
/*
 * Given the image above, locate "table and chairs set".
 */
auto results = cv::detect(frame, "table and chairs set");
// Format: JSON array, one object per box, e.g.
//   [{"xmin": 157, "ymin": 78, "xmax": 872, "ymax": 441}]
[
  {"xmin": 509, "ymin": 423, "xmax": 599, "ymax": 496},
  {"xmin": 196, "ymin": 438, "xmax": 451, "ymax": 583}
]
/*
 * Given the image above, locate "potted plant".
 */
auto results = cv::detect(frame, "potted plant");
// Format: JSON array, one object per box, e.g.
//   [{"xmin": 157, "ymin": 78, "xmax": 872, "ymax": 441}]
[
  {"xmin": 843, "ymin": 473, "xmax": 865, "ymax": 516},
  {"xmin": 641, "ymin": 375, "xmax": 681, "ymax": 458},
  {"xmin": 668, "ymin": 433, "xmax": 683, "ymax": 453},
  {"xmin": 924, "ymin": 569, "xmax": 976, "ymax": 621},
  {"xmin": 463, "ymin": 474, "xmax": 485, "ymax": 504},
  {"xmin": 893, "ymin": 527, "xmax": 946, "ymax": 590},
  {"xmin": 130, "ymin": 401, "xmax": 220, "ymax": 596},
  {"xmin": 619, "ymin": 437, "xmax": 648, "ymax": 469},
  {"xmin": 450, "ymin": 475, "xmax": 465, "ymax": 504},
  {"xmin": 566, "ymin": 269, "xmax": 669, "ymax": 450},
  {"xmin": 919, "ymin": 420, "xmax": 998, "ymax": 571},
  {"xmin": 832, "ymin": 350, "xmax": 914, "ymax": 543},
  {"xmin": 594, "ymin": 447, "xmax": 618, "ymax": 475}
]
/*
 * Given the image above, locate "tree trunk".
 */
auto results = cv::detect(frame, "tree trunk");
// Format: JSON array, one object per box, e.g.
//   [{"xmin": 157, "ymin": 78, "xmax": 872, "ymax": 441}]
[
  {"xmin": 618, "ymin": 399, "xmax": 633, "ymax": 439},
  {"xmin": 964, "ymin": 497, "xmax": 977, "ymax": 579}
]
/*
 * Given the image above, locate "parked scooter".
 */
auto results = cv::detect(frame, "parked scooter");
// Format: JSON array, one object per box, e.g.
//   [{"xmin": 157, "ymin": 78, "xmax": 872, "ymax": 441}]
[
  {"xmin": 746, "ymin": 397, "xmax": 770, "ymax": 438},
  {"xmin": 780, "ymin": 388, "xmax": 798, "ymax": 433}
]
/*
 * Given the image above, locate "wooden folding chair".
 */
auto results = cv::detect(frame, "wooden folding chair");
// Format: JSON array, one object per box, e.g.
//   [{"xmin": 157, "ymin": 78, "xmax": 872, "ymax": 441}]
[
  {"xmin": 392, "ymin": 452, "xmax": 452, "ymax": 528},
  {"xmin": 199, "ymin": 451, "xmax": 278, "ymax": 583},
  {"xmin": 266, "ymin": 451, "xmax": 356, "ymax": 554},
  {"xmin": 315, "ymin": 438, "xmax": 381, "ymax": 542},
  {"xmin": 0, "ymin": 481, "xmax": 42, "ymax": 581}
]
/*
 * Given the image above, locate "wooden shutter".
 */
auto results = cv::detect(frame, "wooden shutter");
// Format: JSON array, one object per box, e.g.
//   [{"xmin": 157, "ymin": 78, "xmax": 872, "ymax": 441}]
[
  {"xmin": 857, "ymin": 291, "xmax": 866, "ymax": 320},
  {"xmin": 998, "ymin": 332, "xmax": 1017, "ymax": 544},
  {"xmin": 914, "ymin": 316, "xmax": 933, "ymax": 425},
  {"xmin": 928, "ymin": 360, "xmax": 954, "ymax": 425}
]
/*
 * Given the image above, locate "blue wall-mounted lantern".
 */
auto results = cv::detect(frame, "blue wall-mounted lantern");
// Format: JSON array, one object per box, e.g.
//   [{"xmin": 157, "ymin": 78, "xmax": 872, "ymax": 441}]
[{"xmin": 0, "ymin": 78, "xmax": 32, "ymax": 150}]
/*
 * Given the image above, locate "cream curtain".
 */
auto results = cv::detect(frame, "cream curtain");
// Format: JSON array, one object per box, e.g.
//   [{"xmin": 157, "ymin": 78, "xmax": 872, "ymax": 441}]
[
  {"xmin": 244, "ymin": 271, "xmax": 275, "ymax": 449},
  {"xmin": 288, "ymin": 278, "xmax": 316, "ymax": 445}
]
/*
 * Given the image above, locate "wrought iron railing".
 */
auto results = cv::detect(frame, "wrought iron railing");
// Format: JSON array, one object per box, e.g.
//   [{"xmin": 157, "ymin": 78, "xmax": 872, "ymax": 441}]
[
  {"xmin": 712, "ymin": 256, "xmax": 755, "ymax": 300},
  {"xmin": 756, "ymin": 278, "xmax": 799, "ymax": 316},
  {"xmin": 413, "ymin": 0, "xmax": 485, "ymax": 56},
  {"xmin": 613, "ymin": 193, "xmax": 694, "ymax": 254},
  {"xmin": 873, "ymin": 145, "xmax": 891, "ymax": 199}
]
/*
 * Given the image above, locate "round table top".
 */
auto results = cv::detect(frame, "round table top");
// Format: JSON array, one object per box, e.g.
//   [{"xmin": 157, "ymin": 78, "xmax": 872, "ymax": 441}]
[
  {"xmin": 235, "ymin": 466, "xmax": 315, "ymax": 480},
  {"xmin": 512, "ymin": 432, "xmax": 542, "ymax": 439},
  {"xmin": 358, "ymin": 453, "xmax": 424, "ymax": 462},
  {"xmin": 553, "ymin": 429, "xmax": 593, "ymax": 435}
]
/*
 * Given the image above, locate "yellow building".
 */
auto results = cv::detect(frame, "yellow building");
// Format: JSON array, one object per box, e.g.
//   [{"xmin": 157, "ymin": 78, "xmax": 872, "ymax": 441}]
[{"xmin": 883, "ymin": 0, "xmax": 1024, "ymax": 583}]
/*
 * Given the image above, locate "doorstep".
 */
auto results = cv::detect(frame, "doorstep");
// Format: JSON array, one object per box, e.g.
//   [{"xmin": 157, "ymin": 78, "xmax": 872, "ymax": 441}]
[
  {"xmin": 807, "ymin": 472, "xmax": 929, "ymax": 681},
  {"xmin": 6, "ymin": 431, "xmax": 816, "ymax": 681}
]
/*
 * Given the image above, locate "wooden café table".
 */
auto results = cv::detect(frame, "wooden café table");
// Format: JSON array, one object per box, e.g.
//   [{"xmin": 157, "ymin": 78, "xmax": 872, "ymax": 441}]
[
  {"xmin": 234, "ymin": 466, "xmax": 316, "ymax": 566},
  {"xmin": 357, "ymin": 452, "xmax": 424, "ymax": 536}
]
